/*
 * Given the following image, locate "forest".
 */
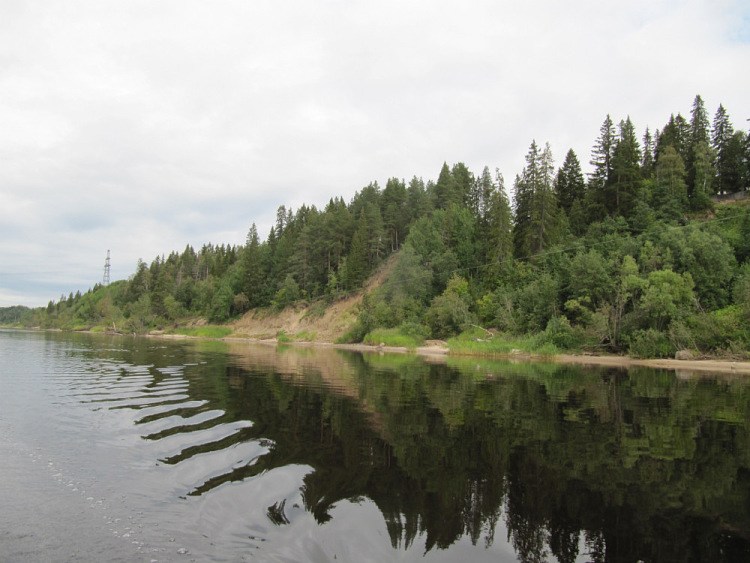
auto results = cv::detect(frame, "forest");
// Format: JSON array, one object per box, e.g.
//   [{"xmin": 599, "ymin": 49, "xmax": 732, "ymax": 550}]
[{"xmin": 7, "ymin": 95, "xmax": 750, "ymax": 359}]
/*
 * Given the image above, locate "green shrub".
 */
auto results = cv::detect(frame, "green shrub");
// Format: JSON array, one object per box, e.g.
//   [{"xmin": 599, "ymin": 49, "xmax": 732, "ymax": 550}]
[
  {"xmin": 363, "ymin": 327, "xmax": 423, "ymax": 348},
  {"xmin": 276, "ymin": 329, "xmax": 291, "ymax": 343},
  {"xmin": 397, "ymin": 321, "xmax": 430, "ymax": 341},
  {"xmin": 627, "ymin": 329, "xmax": 674, "ymax": 358},
  {"xmin": 539, "ymin": 316, "xmax": 581, "ymax": 350}
]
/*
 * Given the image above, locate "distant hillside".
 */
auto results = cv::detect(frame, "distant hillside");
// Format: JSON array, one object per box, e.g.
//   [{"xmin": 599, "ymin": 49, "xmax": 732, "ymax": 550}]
[{"xmin": 19, "ymin": 94, "xmax": 750, "ymax": 359}]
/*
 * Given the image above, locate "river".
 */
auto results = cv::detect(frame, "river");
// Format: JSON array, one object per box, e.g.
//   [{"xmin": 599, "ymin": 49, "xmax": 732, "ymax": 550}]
[{"xmin": 1, "ymin": 329, "xmax": 749, "ymax": 562}]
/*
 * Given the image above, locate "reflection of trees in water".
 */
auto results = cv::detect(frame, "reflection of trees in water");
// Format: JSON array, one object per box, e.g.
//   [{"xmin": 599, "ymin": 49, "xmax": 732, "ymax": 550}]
[{"xmin": 210, "ymin": 352, "xmax": 750, "ymax": 561}]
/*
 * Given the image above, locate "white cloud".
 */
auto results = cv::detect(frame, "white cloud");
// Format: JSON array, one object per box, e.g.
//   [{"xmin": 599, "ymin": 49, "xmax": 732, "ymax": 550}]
[{"xmin": 1, "ymin": 0, "xmax": 749, "ymax": 306}]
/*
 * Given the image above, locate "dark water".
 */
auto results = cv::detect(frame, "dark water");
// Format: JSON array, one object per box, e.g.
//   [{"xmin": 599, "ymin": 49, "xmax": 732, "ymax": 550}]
[{"xmin": 1, "ymin": 330, "xmax": 750, "ymax": 562}]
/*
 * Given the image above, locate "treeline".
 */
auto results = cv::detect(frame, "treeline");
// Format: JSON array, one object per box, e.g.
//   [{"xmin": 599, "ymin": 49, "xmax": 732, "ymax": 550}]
[{"xmin": 21, "ymin": 95, "xmax": 750, "ymax": 356}]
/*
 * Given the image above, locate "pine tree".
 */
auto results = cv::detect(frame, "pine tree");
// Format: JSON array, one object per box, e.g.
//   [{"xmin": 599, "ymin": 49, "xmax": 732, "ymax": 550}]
[
  {"xmin": 712, "ymin": 104, "xmax": 735, "ymax": 194},
  {"xmin": 657, "ymin": 114, "xmax": 689, "ymax": 162},
  {"xmin": 345, "ymin": 216, "xmax": 369, "ymax": 289},
  {"xmin": 642, "ymin": 127, "xmax": 655, "ymax": 177},
  {"xmin": 690, "ymin": 141, "xmax": 715, "ymax": 210},
  {"xmin": 451, "ymin": 162, "xmax": 474, "ymax": 208},
  {"xmin": 406, "ymin": 176, "xmax": 431, "ymax": 222},
  {"xmin": 469, "ymin": 166, "xmax": 495, "ymax": 221},
  {"xmin": 514, "ymin": 141, "xmax": 561, "ymax": 257},
  {"xmin": 381, "ymin": 177, "xmax": 409, "ymax": 252},
  {"xmin": 722, "ymin": 131, "xmax": 748, "ymax": 194},
  {"xmin": 687, "ymin": 95, "xmax": 710, "ymax": 202},
  {"xmin": 609, "ymin": 117, "xmax": 642, "ymax": 218},
  {"xmin": 554, "ymin": 149, "xmax": 585, "ymax": 215},
  {"xmin": 433, "ymin": 162, "xmax": 460, "ymax": 210},
  {"xmin": 589, "ymin": 115, "xmax": 615, "ymax": 188},
  {"xmin": 242, "ymin": 224, "xmax": 265, "ymax": 307},
  {"xmin": 484, "ymin": 169, "xmax": 513, "ymax": 276}
]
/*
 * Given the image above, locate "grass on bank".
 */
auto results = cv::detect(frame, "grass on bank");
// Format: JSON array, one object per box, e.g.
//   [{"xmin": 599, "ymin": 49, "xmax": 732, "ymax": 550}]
[
  {"xmin": 173, "ymin": 325, "xmax": 233, "ymax": 338},
  {"xmin": 447, "ymin": 327, "xmax": 560, "ymax": 357},
  {"xmin": 276, "ymin": 329, "xmax": 317, "ymax": 343},
  {"xmin": 362, "ymin": 327, "xmax": 425, "ymax": 349}
]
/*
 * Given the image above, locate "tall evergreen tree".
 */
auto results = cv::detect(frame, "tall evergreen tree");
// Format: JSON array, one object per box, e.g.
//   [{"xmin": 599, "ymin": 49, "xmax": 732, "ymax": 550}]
[
  {"xmin": 514, "ymin": 141, "xmax": 561, "ymax": 257},
  {"xmin": 433, "ymin": 162, "xmax": 460, "ymax": 210},
  {"xmin": 656, "ymin": 113, "xmax": 690, "ymax": 163},
  {"xmin": 609, "ymin": 117, "xmax": 642, "ymax": 218},
  {"xmin": 589, "ymin": 115, "xmax": 616, "ymax": 192},
  {"xmin": 451, "ymin": 162, "xmax": 474, "ymax": 208},
  {"xmin": 642, "ymin": 127, "xmax": 655, "ymax": 177},
  {"xmin": 687, "ymin": 95, "xmax": 710, "ymax": 202},
  {"xmin": 406, "ymin": 176, "xmax": 431, "ymax": 222},
  {"xmin": 381, "ymin": 177, "xmax": 409, "ymax": 252},
  {"xmin": 242, "ymin": 223, "xmax": 265, "ymax": 307},
  {"xmin": 344, "ymin": 214, "xmax": 369, "ymax": 290},
  {"xmin": 469, "ymin": 166, "xmax": 495, "ymax": 220},
  {"xmin": 712, "ymin": 104, "xmax": 735, "ymax": 193},
  {"xmin": 484, "ymin": 170, "xmax": 513, "ymax": 276},
  {"xmin": 653, "ymin": 146, "xmax": 688, "ymax": 219},
  {"xmin": 554, "ymin": 149, "xmax": 585, "ymax": 215},
  {"xmin": 721, "ymin": 131, "xmax": 748, "ymax": 194},
  {"xmin": 690, "ymin": 141, "xmax": 715, "ymax": 210}
]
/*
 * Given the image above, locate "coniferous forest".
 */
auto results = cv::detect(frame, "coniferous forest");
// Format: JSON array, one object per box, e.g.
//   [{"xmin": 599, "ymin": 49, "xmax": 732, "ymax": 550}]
[{"xmin": 8, "ymin": 95, "xmax": 750, "ymax": 359}]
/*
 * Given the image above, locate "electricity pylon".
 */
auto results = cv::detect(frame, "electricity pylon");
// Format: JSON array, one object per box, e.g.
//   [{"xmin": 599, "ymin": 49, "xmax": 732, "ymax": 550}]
[{"xmin": 103, "ymin": 250, "xmax": 111, "ymax": 286}]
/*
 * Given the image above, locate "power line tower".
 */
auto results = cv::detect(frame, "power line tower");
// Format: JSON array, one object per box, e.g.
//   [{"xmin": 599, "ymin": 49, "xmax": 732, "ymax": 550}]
[{"xmin": 103, "ymin": 250, "xmax": 111, "ymax": 286}]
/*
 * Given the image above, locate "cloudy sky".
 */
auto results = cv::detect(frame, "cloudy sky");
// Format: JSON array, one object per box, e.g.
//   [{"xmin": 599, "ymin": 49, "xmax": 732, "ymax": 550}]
[{"xmin": 1, "ymin": 0, "xmax": 748, "ymax": 307}]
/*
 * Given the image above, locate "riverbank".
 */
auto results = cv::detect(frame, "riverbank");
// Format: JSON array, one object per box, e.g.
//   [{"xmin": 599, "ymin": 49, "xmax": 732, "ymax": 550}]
[{"xmin": 152, "ymin": 331, "xmax": 750, "ymax": 376}]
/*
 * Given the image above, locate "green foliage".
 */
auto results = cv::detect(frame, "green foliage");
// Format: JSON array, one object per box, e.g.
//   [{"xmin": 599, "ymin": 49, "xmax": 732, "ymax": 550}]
[
  {"xmin": 0, "ymin": 305, "xmax": 32, "ymax": 325},
  {"xmin": 447, "ymin": 328, "xmax": 559, "ymax": 356},
  {"xmin": 638, "ymin": 269, "xmax": 695, "ymax": 330},
  {"xmin": 681, "ymin": 308, "xmax": 747, "ymax": 353},
  {"xmin": 272, "ymin": 274, "xmax": 301, "ymax": 311},
  {"xmin": 514, "ymin": 272, "xmax": 559, "ymax": 333},
  {"xmin": 276, "ymin": 329, "xmax": 291, "ymax": 343},
  {"xmin": 734, "ymin": 264, "xmax": 750, "ymax": 313},
  {"xmin": 538, "ymin": 316, "xmax": 583, "ymax": 350},
  {"xmin": 209, "ymin": 283, "xmax": 234, "ymax": 323},
  {"xmin": 425, "ymin": 275, "xmax": 475, "ymax": 339},
  {"xmin": 627, "ymin": 329, "xmax": 674, "ymax": 358},
  {"xmin": 362, "ymin": 327, "xmax": 424, "ymax": 349}
]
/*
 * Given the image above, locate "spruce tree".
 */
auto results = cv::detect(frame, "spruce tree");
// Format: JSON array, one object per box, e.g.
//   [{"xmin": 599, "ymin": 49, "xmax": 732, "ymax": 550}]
[
  {"xmin": 433, "ymin": 162, "xmax": 460, "ymax": 210},
  {"xmin": 609, "ymin": 117, "xmax": 642, "ymax": 218},
  {"xmin": 642, "ymin": 127, "xmax": 655, "ymax": 177},
  {"xmin": 687, "ymin": 95, "xmax": 710, "ymax": 202},
  {"xmin": 484, "ymin": 169, "xmax": 513, "ymax": 276},
  {"xmin": 382, "ymin": 177, "xmax": 408, "ymax": 251},
  {"xmin": 589, "ymin": 115, "xmax": 615, "ymax": 192},
  {"xmin": 242, "ymin": 223, "xmax": 265, "ymax": 307},
  {"xmin": 554, "ymin": 149, "xmax": 585, "ymax": 215},
  {"xmin": 690, "ymin": 141, "xmax": 715, "ymax": 210},
  {"xmin": 712, "ymin": 104, "xmax": 735, "ymax": 194},
  {"xmin": 514, "ymin": 141, "xmax": 561, "ymax": 257},
  {"xmin": 657, "ymin": 114, "xmax": 689, "ymax": 162}
]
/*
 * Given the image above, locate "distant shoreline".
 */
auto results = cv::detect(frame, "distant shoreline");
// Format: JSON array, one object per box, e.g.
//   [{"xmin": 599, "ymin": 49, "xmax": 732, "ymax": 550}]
[
  {"xmin": 6, "ymin": 326, "xmax": 749, "ymax": 376},
  {"xmin": 151, "ymin": 331, "xmax": 750, "ymax": 376}
]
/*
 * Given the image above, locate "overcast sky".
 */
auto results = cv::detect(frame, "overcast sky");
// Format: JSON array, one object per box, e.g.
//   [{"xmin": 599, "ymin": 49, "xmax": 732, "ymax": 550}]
[{"xmin": 1, "ymin": 0, "xmax": 749, "ymax": 307}]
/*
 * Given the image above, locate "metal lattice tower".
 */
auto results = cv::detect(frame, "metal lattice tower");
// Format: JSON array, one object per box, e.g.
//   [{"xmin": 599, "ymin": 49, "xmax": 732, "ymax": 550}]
[{"xmin": 103, "ymin": 250, "xmax": 111, "ymax": 286}]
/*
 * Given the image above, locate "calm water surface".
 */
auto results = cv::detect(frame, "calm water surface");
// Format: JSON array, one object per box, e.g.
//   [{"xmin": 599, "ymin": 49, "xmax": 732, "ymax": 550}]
[{"xmin": 1, "ymin": 329, "xmax": 750, "ymax": 562}]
